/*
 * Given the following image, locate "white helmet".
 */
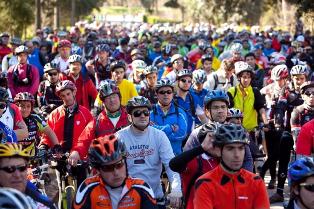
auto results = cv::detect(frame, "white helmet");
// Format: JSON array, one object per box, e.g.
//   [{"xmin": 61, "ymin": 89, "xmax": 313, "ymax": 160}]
[
  {"xmin": 193, "ymin": 69, "xmax": 207, "ymax": 84},
  {"xmin": 230, "ymin": 43, "xmax": 243, "ymax": 53},
  {"xmin": 132, "ymin": 60, "xmax": 147, "ymax": 72},
  {"xmin": 0, "ymin": 188, "xmax": 36, "ymax": 209},
  {"xmin": 290, "ymin": 65, "xmax": 309, "ymax": 76},
  {"xmin": 234, "ymin": 61, "xmax": 254, "ymax": 77},
  {"xmin": 271, "ymin": 64, "xmax": 289, "ymax": 81}
]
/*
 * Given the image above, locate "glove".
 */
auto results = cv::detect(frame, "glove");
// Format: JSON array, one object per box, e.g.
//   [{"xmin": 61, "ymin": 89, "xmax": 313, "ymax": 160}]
[
  {"xmin": 167, "ymin": 190, "xmax": 182, "ymax": 208},
  {"xmin": 51, "ymin": 144, "xmax": 63, "ymax": 154}
]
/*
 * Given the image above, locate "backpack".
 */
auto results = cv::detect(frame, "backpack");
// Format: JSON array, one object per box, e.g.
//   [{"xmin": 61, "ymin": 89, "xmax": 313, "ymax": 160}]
[{"xmin": 213, "ymin": 74, "xmax": 234, "ymax": 90}]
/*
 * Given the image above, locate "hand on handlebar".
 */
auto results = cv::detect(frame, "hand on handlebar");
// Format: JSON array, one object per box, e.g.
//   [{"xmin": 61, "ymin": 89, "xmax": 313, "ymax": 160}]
[{"xmin": 68, "ymin": 151, "xmax": 80, "ymax": 167}]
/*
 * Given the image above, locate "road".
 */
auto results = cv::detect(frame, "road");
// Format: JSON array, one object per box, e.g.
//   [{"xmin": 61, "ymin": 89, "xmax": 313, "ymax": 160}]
[{"xmin": 264, "ymin": 175, "xmax": 290, "ymax": 209}]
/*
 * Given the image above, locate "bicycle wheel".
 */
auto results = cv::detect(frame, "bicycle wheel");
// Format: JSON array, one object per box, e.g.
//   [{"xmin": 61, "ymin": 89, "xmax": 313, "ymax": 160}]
[{"xmin": 65, "ymin": 186, "xmax": 75, "ymax": 209}]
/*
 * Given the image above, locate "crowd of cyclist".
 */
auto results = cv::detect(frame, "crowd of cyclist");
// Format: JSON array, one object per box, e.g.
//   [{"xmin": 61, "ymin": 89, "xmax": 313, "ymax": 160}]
[{"xmin": 0, "ymin": 21, "xmax": 313, "ymax": 209}]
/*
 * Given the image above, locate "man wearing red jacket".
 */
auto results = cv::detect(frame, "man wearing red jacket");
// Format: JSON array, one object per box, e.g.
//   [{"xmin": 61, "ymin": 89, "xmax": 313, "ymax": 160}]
[
  {"xmin": 79, "ymin": 79, "xmax": 129, "ymax": 143},
  {"xmin": 60, "ymin": 54, "xmax": 97, "ymax": 110}
]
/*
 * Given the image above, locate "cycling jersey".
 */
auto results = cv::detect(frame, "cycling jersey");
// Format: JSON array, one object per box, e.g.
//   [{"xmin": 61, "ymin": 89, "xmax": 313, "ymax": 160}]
[
  {"xmin": 291, "ymin": 104, "xmax": 314, "ymax": 132},
  {"xmin": 139, "ymin": 85, "xmax": 158, "ymax": 104},
  {"xmin": 0, "ymin": 103, "xmax": 24, "ymax": 130},
  {"xmin": 37, "ymin": 80, "xmax": 63, "ymax": 107},
  {"xmin": 21, "ymin": 114, "xmax": 47, "ymax": 150},
  {"xmin": 51, "ymin": 56, "xmax": 69, "ymax": 72},
  {"xmin": 73, "ymin": 175, "xmax": 157, "ymax": 209},
  {"xmin": 195, "ymin": 56, "xmax": 221, "ymax": 71},
  {"xmin": 0, "ymin": 121, "xmax": 17, "ymax": 143},
  {"xmin": 296, "ymin": 119, "xmax": 314, "ymax": 156},
  {"xmin": 41, "ymin": 104, "xmax": 93, "ymax": 158},
  {"xmin": 194, "ymin": 165, "xmax": 270, "ymax": 209},
  {"xmin": 204, "ymin": 71, "xmax": 237, "ymax": 91},
  {"xmin": 150, "ymin": 102, "xmax": 188, "ymax": 155},
  {"xmin": 78, "ymin": 108, "xmax": 129, "ymax": 142}
]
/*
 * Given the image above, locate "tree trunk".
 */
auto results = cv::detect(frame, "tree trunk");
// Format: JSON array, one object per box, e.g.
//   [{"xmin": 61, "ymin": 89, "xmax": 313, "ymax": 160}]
[
  {"xmin": 35, "ymin": 0, "xmax": 41, "ymax": 30},
  {"xmin": 71, "ymin": 0, "xmax": 76, "ymax": 26},
  {"xmin": 54, "ymin": 0, "xmax": 60, "ymax": 29}
]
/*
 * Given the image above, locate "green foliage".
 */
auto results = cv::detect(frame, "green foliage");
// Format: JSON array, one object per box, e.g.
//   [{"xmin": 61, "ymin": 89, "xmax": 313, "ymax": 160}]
[
  {"xmin": 285, "ymin": 0, "xmax": 314, "ymax": 14},
  {"xmin": 143, "ymin": 15, "xmax": 181, "ymax": 24}
]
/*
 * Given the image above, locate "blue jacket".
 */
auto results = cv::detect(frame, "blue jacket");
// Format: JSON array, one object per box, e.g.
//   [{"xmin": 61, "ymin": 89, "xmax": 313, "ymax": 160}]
[
  {"xmin": 190, "ymin": 88, "xmax": 208, "ymax": 108},
  {"xmin": 26, "ymin": 181, "xmax": 57, "ymax": 209},
  {"xmin": 150, "ymin": 102, "xmax": 187, "ymax": 155},
  {"xmin": 0, "ymin": 121, "xmax": 17, "ymax": 143}
]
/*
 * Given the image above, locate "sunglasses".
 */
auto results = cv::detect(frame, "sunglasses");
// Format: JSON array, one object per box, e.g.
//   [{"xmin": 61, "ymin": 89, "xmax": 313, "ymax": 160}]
[
  {"xmin": 180, "ymin": 78, "xmax": 192, "ymax": 83},
  {"xmin": 0, "ymin": 165, "xmax": 27, "ymax": 173},
  {"xmin": 48, "ymin": 72, "xmax": 58, "ymax": 76},
  {"xmin": 0, "ymin": 103, "xmax": 7, "ymax": 109},
  {"xmin": 304, "ymin": 91, "xmax": 314, "ymax": 97},
  {"xmin": 101, "ymin": 160, "xmax": 125, "ymax": 172},
  {"xmin": 132, "ymin": 109, "xmax": 150, "ymax": 117},
  {"xmin": 158, "ymin": 90, "xmax": 173, "ymax": 95},
  {"xmin": 300, "ymin": 183, "xmax": 314, "ymax": 192}
]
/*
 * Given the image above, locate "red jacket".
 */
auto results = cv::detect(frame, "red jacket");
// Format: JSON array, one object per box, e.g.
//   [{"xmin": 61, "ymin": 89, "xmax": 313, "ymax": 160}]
[
  {"xmin": 78, "ymin": 108, "xmax": 129, "ymax": 143},
  {"xmin": 60, "ymin": 73, "xmax": 98, "ymax": 110},
  {"xmin": 41, "ymin": 105, "xmax": 94, "ymax": 158},
  {"xmin": 296, "ymin": 119, "xmax": 314, "ymax": 156}
]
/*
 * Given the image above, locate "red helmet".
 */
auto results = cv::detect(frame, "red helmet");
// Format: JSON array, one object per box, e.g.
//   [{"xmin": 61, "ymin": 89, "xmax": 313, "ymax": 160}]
[
  {"xmin": 58, "ymin": 40, "xmax": 71, "ymax": 48},
  {"xmin": 14, "ymin": 92, "xmax": 35, "ymax": 105},
  {"xmin": 55, "ymin": 80, "xmax": 77, "ymax": 96}
]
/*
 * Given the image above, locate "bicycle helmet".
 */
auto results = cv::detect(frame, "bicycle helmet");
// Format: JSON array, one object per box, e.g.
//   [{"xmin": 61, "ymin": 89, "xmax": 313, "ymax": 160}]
[
  {"xmin": 68, "ymin": 54, "xmax": 82, "ymax": 64},
  {"xmin": 171, "ymin": 54, "xmax": 183, "ymax": 64},
  {"xmin": 130, "ymin": 49, "xmax": 142, "ymax": 57},
  {"xmin": 0, "ymin": 143, "xmax": 31, "ymax": 158},
  {"xmin": 213, "ymin": 124, "xmax": 249, "ymax": 146},
  {"xmin": 201, "ymin": 54, "xmax": 213, "ymax": 63},
  {"xmin": 177, "ymin": 69, "xmax": 192, "ymax": 80},
  {"xmin": 290, "ymin": 65, "xmax": 309, "ymax": 77},
  {"xmin": 126, "ymin": 96, "xmax": 151, "ymax": 114},
  {"xmin": 197, "ymin": 122, "xmax": 218, "ymax": 144},
  {"xmin": 143, "ymin": 65, "xmax": 158, "ymax": 76},
  {"xmin": 300, "ymin": 81, "xmax": 314, "ymax": 94},
  {"xmin": 0, "ymin": 188, "xmax": 35, "ymax": 209},
  {"xmin": 204, "ymin": 90, "xmax": 229, "ymax": 108},
  {"xmin": 230, "ymin": 43, "xmax": 243, "ymax": 53},
  {"xmin": 192, "ymin": 69, "xmax": 207, "ymax": 84},
  {"xmin": 10, "ymin": 37, "xmax": 22, "ymax": 46},
  {"xmin": 89, "ymin": 135, "xmax": 126, "ymax": 167},
  {"xmin": 234, "ymin": 61, "xmax": 254, "ymax": 77},
  {"xmin": 162, "ymin": 44, "xmax": 172, "ymax": 55},
  {"xmin": 227, "ymin": 108, "xmax": 243, "ymax": 118},
  {"xmin": 269, "ymin": 52, "xmax": 286, "ymax": 65},
  {"xmin": 288, "ymin": 157, "xmax": 314, "ymax": 183},
  {"xmin": 0, "ymin": 87, "xmax": 9, "ymax": 102},
  {"xmin": 96, "ymin": 44, "xmax": 110, "ymax": 53},
  {"xmin": 155, "ymin": 79, "xmax": 174, "ymax": 91},
  {"xmin": 110, "ymin": 60, "xmax": 126, "ymax": 72},
  {"xmin": 0, "ymin": 32, "xmax": 9, "ymax": 38},
  {"xmin": 55, "ymin": 80, "xmax": 77, "ymax": 96},
  {"xmin": 44, "ymin": 62, "xmax": 59, "ymax": 73},
  {"xmin": 132, "ymin": 60, "xmax": 147, "ymax": 71},
  {"xmin": 58, "ymin": 39, "xmax": 71, "ymax": 48},
  {"xmin": 271, "ymin": 64, "xmax": 289, "ymax": 81},
  {"xmin": 14, "ymin": 92, "xmax": 35, "ymax": 105},
  {"xmin": 15, "ymin": 46, "xmax": 28, "ymax": 55},
  {"xmin": 99, "ymin": 79, "xmax": 120, "ymax": 100}
]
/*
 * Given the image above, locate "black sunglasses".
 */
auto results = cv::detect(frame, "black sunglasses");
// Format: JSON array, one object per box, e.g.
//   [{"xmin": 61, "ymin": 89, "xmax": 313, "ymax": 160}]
[
  {"xmin": 132, "ymin": 109, "xmax": 150, "ymax": 117},
  {"xmin": 101, "ymin": 160, "xmax": 125, "ymax": 172},
  {"xmin": 158, "ymin": 90, "xmax": 173, "ymax": 95},
  {"xmin": 0, "ymin": 103, "xmax": 7, "ymax": 109},
  {"xmin": 0, "ymin": 165, "xmax": 27, "ymax": 173},
  {"xmin": 304, "ymin": 91, "xmax": 314, "ymax": 97},
  {"xmin": 300, "ymin": 183, "xmax": 314, "ymax": 192},
  {"xmin": 48, "ymin": 72, "xmax": 58, "ymax": 76},
  {"xmin": 180, "ymin": 78, "xmax": 192, "ymax": 83}
]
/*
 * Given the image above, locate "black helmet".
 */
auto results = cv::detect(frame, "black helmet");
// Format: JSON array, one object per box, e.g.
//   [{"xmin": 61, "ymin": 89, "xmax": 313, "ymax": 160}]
[
  {"xmin": 197, "ymin": 122, "xmax": 218, "ymax": 144},
  {"xmin": 110, "ymin": 60, "xmax": 126, "ymax": 72},
  {"xmin": 96, "ymin": 44, "xmax": 111, "ymax": 53},
  {"xmin": 126, "ymin": 96, "xmax": 151, "ymax": 114},
  {"xmin": 0, "ymin": 87, "xmax": 9, "ymax": 102},
  {"xmin": 213, "ymin": 124, "xmax": 249, "ymax": 146}
]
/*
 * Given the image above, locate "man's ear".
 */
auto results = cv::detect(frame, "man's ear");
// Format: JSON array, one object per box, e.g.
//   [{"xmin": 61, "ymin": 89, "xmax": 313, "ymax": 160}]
[
  {"xmin": 205, "ymin": 108, "xmax": 211, "ymax": 118},
  {"xmin": 293, "ymin": 185, "xmax": 300, "ymax": 196},
  {"xmin": 73, "ymin": 89, "xmax": 77, "ymax": 97},
  {"xmin": 127, "ymin": 114, "xmax": 133, "ymax": 123}
]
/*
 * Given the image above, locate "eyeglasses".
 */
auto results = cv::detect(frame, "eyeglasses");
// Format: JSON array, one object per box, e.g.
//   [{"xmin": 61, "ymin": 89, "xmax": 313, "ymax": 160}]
[
  {"xmin": 48, "ymin": 72, "xmax": 58, "ymax": 76},
  {"xmin": 0, "ymin": 165, "xmax": 27, "ymax": 173},
  {"xmin": 158, "ymin": 90, "xmax": 173, "ymax": 95},
  {"xmin": 180, "ymin": 78, "xmax": 192, "ymax": 83},
  {"xmin": 304, "ymin": 91, "xmax": 314, "ymax": 97},
  {"xmin": 0, "ymin": 103, "xmax": 7, "ymax": 109},
  {"xmin": 132, "ymin": 109, "xmax": 150, "ymax": 117},
  {"xmin": 300, "ymin": 183, "xmax": 314, "ymax": 192},
  {"xmin": 100, "ymin": 160, "xmax": 125, "ymax": 172}
]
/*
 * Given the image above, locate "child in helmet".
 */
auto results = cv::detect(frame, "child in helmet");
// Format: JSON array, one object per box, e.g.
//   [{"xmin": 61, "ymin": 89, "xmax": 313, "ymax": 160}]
[{"xmin": 14, "ymin": 92, "xmax": 59, "ymax": 154}]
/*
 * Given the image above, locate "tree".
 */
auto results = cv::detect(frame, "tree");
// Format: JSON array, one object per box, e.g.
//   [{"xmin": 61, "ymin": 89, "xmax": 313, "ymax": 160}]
[{"xmin": 285, "ymin": 0, "xmax": 314, "ymax": 14}]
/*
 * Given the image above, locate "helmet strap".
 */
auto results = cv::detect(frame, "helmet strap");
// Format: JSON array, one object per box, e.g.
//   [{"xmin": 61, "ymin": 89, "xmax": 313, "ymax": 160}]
[
  {"xmin": 220, "ymin": 157, "xmax": 241, "ymax": 173},
  {"xmin": 0, "ymin": 106, "xmax": 7, "ymax": 118}
]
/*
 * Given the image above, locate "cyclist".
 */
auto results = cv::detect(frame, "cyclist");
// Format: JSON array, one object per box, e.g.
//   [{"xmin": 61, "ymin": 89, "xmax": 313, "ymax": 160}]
[
  {"xmin": 0, "ymin": 32, "xmax": 12, "ymax": 64},
  {"xmin": 37, "ymin": 62, "xmax": 63, "ymax": 110},
  {"xmin": 244, "ymin": 52, "xmax": 265, "ymax": 90},
  {"xmin": 61, "ymin": 54, "xmax": 98, "ymax": 110},
  {"xmin": 0, "ymin": 187, "xmax": 38, "ymax": 209},
  {"xmin": 191, "ymin": 69, "xmax": 209, "ymax": 112},
  {"xmin": 13, "ymin": 92, "xmax": 59, "ymax": 155},
  {"xmin": 73, "ymin": 135, "xmax": 158, "ymax": 209},
  {"xmin": 139, "ymin": 65, "xmax": 158, "ymax": 104},
  {"xmin": 286, "ymin": 157, "xmax": 314, "ymax": 209},
  {"xmin": 0, "ymin": 143, "xmax": 56, "ymax": 208},
  {"xmin": 1, "ymin": 37, "xmax": 22, "ymax": 73},
  {"xmin": 51, "ymin": 40, "xmax": 71, "ymax": 73},
  {"xmin": 7, "ymin": 45, "xmax": 40, "ymax": 98},
  {"xmin": 116, "ymin": 96, "xmax": 183, "ymax": 209},
  {"xmin": 128, "ymin": 59, "xmax": 147, "ymax": 91},
  {"xmin": 163, "ymin": 54, "xmax": 185, "ymax": 83},
  {"xmin": 194, "ymin": 124, "xmax": 270, "ymax": 209},
  {"xmin": 79, "ymin": 79, "xmax": 129, "ymax": 140},
  {"xmin": 150, "ymin": 79, "xmax": 188, "ymax": 156},
  {"xmin": 152, "ymin": 44, "xmax": 172, "ymax": 80},
  {"xmin": 199, "ymin": 54, "xmax": 213, "ymax": 75},
  {"xmin": 0, "ymin": 87, "xmax": 28, "ymax": 141}
]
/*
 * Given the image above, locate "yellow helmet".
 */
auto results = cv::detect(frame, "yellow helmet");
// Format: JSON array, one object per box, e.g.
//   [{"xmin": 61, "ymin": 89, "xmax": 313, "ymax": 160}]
[{"xmin": 0, "ymin": 143, "xmax": 32, "ymax": 158}]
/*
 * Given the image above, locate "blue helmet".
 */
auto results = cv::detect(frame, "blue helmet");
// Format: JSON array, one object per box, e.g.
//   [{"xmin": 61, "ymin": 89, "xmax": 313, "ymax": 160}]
[
  {"xmin": 204, "ymin": 90, "xmax": 229, "ymax": 108},
  {"xmin": 288, "ymin": 157, "xmax": 314, "ymax": 184}
]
